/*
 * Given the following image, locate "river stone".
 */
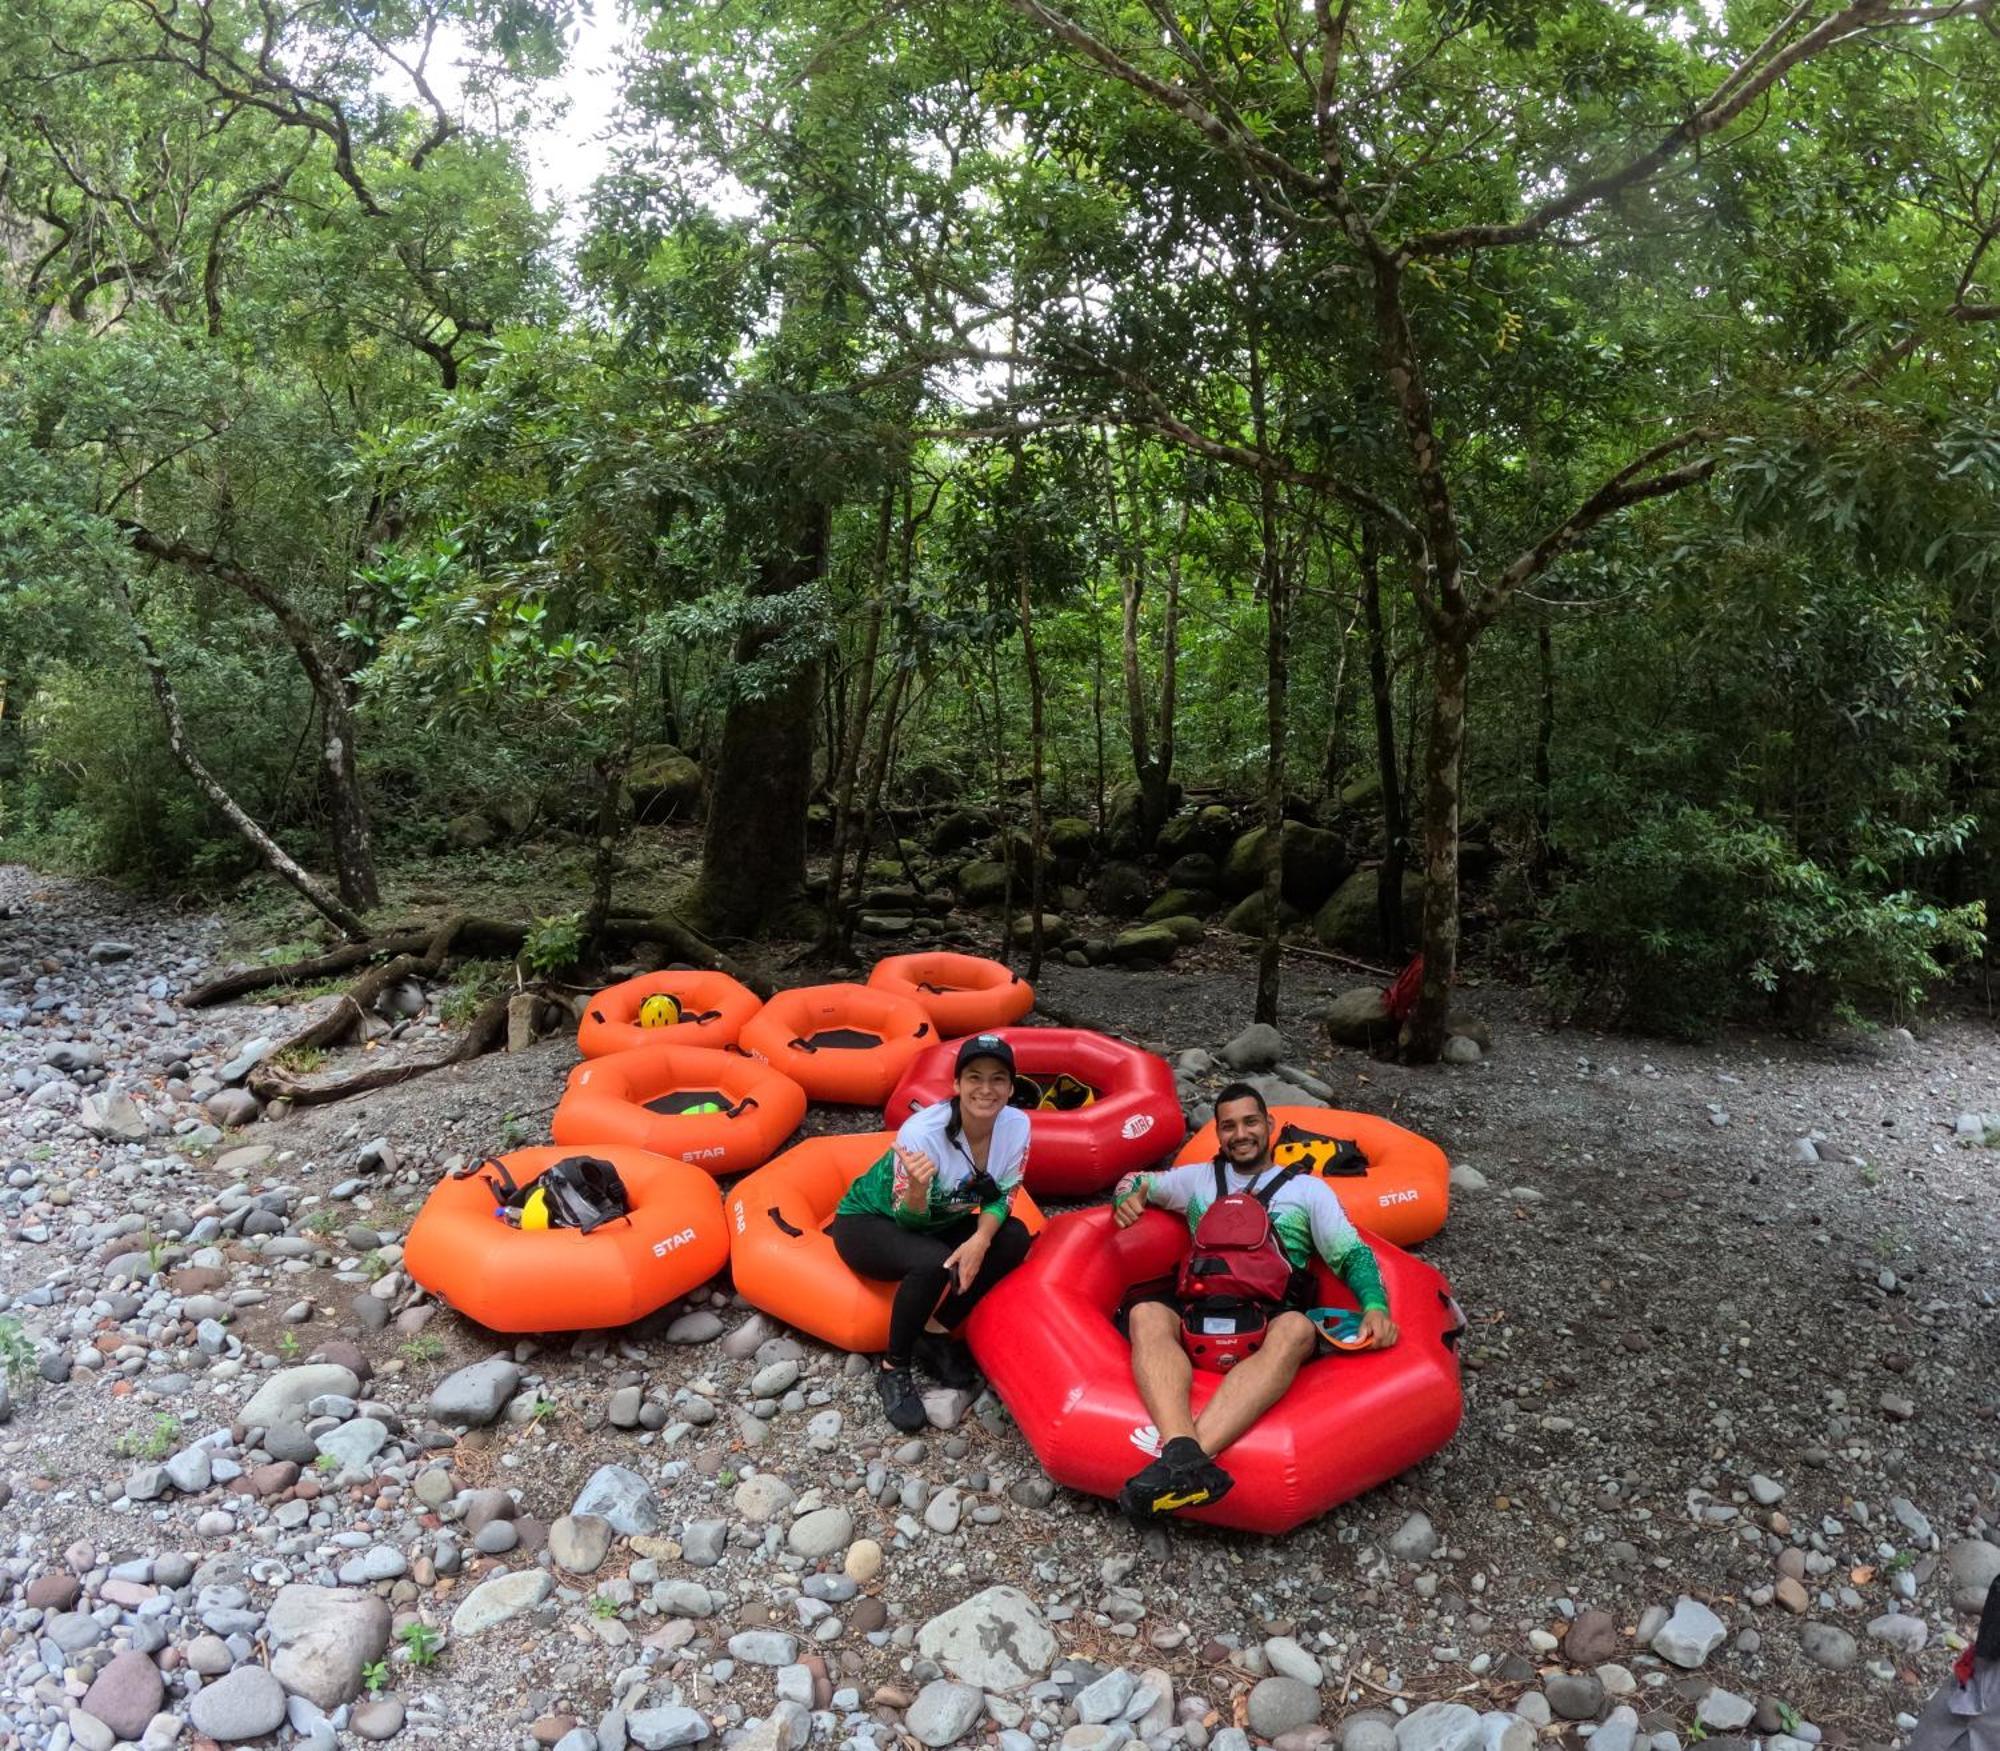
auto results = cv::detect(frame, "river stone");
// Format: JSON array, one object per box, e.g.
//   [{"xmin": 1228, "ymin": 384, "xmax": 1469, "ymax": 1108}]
[
  {"xmin": 1545, "ymin": 1674, "xmax": 1604, "ymax": 1721},
  {"xmin": 627, "ymin": 1707, "xmax": 711, "ymax": 1749},
  {"xmin": 908, "ymin": 1681, "xmax": 986, "ymax": 1747},
  {"xmin": 1343, "ymin": 1719, "xmax": 1400, "ymax": 1751},
  {"xmin": 1948, "ymin": 1540, "xmax": 2000, "ymax": 1612},
  {"xmin": 452, "ymin": 1568, "xmax": 553, "ymax": 1635},
  {"xmin": 1394, "ymin": 1703, "xmax": 1483, "ymax": 1751},
  {"xmin": 1867, "ymin": 1612, "xmax": 1930, "ymax": 1654},
  {"xmin": 1697, "ymin": 1691, "xmax": 1755, "ymax": 1733},
  {"xmin": 728, "ymin": 1630, "xmax": 798, "ymax": 1666},
  {"xmin": 551, "ymin": 1514, "xmax": 615, "ymax": 1574},
  {"xmin": 1387, "ymin": 1511, "xmax": 1438, "ymax": 1563},
  {"xmin": 917, "ymin": 1587, "xmax": 1058, "ymax": 1692},
  {"xmin": 788, "ymin": 1506, "xmax": 854, "ymax": 1560},
  {"xmin": 1650, "ymin": 1598, "xmax": 1726, "ymax": 1668},
  {"xmin": 1076, "ymin": 1670, "xmax": 1138, "ymax": 1724},
  {"xmin": 428, "ymin": 1357, "xmax": 521, "ymax": 1426},
  {"xmin": 242, "ymin": 1364, "xmax": 360, "ymax": 1427},
  {"xmin": 353, "ymin": 1697, "xmax": 407, "ymax": 1742},
  {"xmin": 1247, "ymin": 1678, "xmax": 1320, "ymax": 1739},
  {"xmin": 81, "ymin": 1650, "xmax": 165, "ymax": 1740},
  {"xmin": 734, "ymin": 1474, "xmax": 797, "ymax": 1522},
  {"xmin": 1565, "ymin": 1610, "xmax": 1619, "ymax": 1667},
  {"xmin": 572, "ymin": 1464, "xmax": 662, "ymax": 1535},
  {"xmin": 1800, "ymin": 1622, "xmax": 1858, "ymax": 1671},
  {"xmin": 315, "ymin": 1417, "xmax": 389, "ymax": 1479},
  {"xmin": 189, "ymin": 1666, "xmax": 289, "ymax": 1742},
  {"xmin": 266, "ymin": 1583, "xmax": 392, "ymax": 1709}
]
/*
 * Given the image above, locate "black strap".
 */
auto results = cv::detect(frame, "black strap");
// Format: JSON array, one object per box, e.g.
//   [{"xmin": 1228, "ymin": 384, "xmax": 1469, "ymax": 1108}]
[
  {"xmin": 685, "ymin": 1008, "xmax": 722, "ymax": 1025},
  {"xmin": 917, "ymin": 980, "xmax": 949, "ymax": 994},
  {"xmin": 767, "ymin": 1207, "xmax": 803, "ymax": 1238},
  {"xmin": 786, "ymin": 1035, "xmax": 816, "ymax": 1053},
  {"xmin": 590, "ymin": 1008, "xmax": 606, "ymax": 1024},
  {"xmin": 1211, "ymin": 1156, "xmax": 1229, "ymax": 1205},
  {"xmin": 914, "ymin": 1022, "xmax": 930, "ymax": 1038},
  {"xmin": 724, "ymin": 1095, "xmax": 758, "ymax": 1120},
  {"xmin": 475, "ymin": 1156, "xmax": 518, "ymax": 1202},
  {"xmin": 1253, "ymin": 1163, "xmax": 1304, "ymax": 1207}
]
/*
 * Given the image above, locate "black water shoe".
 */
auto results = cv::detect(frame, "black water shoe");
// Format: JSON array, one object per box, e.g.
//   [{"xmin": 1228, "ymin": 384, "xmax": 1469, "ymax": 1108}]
[
  {"xmin": 874, "ymin": 1361, "xmax": 928, "ymax": 1433},
  {"xmin": 913, "ymin": 1331, "xmax": 979, "ymax": 1389}
]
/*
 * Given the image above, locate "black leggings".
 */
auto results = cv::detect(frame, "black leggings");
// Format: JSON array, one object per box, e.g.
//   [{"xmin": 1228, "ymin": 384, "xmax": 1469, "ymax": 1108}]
[{"xmin": 828, "ymin": 1213, "xmax": 1034, "ymax": 1362}]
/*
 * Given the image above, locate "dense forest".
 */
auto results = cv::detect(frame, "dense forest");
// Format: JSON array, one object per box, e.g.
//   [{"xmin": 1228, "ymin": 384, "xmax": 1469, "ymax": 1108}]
[{"xmin": 2, "ymin": 0, "xmax": 1997, "ymax": 1059}]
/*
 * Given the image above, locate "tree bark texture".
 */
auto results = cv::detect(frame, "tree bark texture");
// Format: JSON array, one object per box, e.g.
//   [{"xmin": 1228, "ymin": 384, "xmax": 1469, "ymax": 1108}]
[
  {"xmin": 1406, "ymin": 630, "xmax": 1470, "ymax": 1061},
  {"xmin": 694, "ymin": 501, "xmax": 829, "ymax": 936}
]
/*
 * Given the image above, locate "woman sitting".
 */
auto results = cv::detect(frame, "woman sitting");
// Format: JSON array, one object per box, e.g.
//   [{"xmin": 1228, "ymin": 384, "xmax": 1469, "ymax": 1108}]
[{"xmin": 830, "ymin": 1033, "xmax": 1036, "ymax": 1430}]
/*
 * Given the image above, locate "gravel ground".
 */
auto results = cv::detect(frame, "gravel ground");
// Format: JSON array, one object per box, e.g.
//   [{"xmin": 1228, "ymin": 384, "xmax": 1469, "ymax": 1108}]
[{"xmin": 1, "ymin": 865, "xmax": 1996, "ymax": 1751}]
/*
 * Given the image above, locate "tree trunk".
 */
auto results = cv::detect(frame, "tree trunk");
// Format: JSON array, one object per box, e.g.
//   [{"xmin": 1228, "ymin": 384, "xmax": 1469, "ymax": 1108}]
[
  {"xmin": 1246, "ymin": 262, "xmax": 1287, "ymax": 1027},
  {"xmin": 585, "ymin": 671, "xmax": 642, "ymax": 946},
  {"xmin": 818, "ymin": 484, "xmax": 895, "ymax": 955},
  {"xmin": 121, "ymin": 582, "xmax": 369, "ymax": 941},
  {"xmin": 841, "ymin": 655, "xmax": 915, "ymax": 953},
  {"xmin": 1406, "ymin": 628, "xmax": 1470, "ymax": 1062},
  {"xmin": 1532, "ymin": 613, "xmax": 1556, "ymax": 886},
  {"xmin": 1155, "ymin": 497, "xmax": 1187, "ymax": 824},
  {"xmin": 1361, "ymin": 527, "xmax": 1409, "ymax": 962},
  {"xmin": 1015, "ymin": 485, "xmax": 1049, "ymax": 984},
  {"xmin": 121, "ymin": 522, "xmax": 381, "ymax": 911},
  {"xmin": 692, "ymin": 501, "xmax": 829, "ymax": 936}
]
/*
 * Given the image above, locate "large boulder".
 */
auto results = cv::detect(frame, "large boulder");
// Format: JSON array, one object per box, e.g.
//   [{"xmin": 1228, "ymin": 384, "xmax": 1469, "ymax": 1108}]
[
  {"xmin": 1313, "ymin": 866, "xmax": 1425, "ymax": 959},
  {"xmin": 1221, "ymin": 892, "xmax": 1301, "ymax": 937},
  {"xmin": 628, "ymin": 744, "xmax": 705, "ymax": 823},
  {"xmin": 930, "ymin": 808, "xmax": 991, "ymax": 855},
  {"xmin": 1164, "ymin": 852, "xmax": 1220, "ymax": 891},
  {"xmin": 1220, "ymin": 822, "xmax": 1349, "ymax": 907},
  {"xmin": 1091, "ymin": 861, "xmax": 1152, "ymax": 918},
  {"xmin": 989, "ymin": 829, "xmax": 1055, "ymax": 882},
  {"xmin": 1156, "ymin": 804, "xmax": 1236, "ymax": 860},
  {"xmin": 1338, "ymin": 769, "xmax": 1383, "ymax": 811},
  {"xmin": 1325, "ymin": 987, "xmax": 1394, "ymax": 1050},
  {"xmin": 1046, "ymin": 817, "xmax": 1097, "ymax": 863},
  {"xmin": 1143, "ymin": 888, "xmax": 1215, "ymax": 922},
  {"xmin": 955, "ymin": 860, "xmax": 1012, "ymax": 907},
  {"xmin": 1105, "ymin": 779, "xmax": 1180, "ymax": 858},
  {"xmin": 1107, "ymin": 923, "xmax": 1179, "ymax": 966}
]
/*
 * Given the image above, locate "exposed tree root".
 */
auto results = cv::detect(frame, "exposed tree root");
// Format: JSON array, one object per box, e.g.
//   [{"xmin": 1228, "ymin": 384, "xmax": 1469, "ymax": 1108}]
[{"xmin": 251, "ymin": 992, "xmax": 513, "ymax": 1108}]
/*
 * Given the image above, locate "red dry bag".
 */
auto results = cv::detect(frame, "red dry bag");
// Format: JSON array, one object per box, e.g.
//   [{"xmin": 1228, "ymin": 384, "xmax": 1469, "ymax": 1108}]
[{"xmin": 1175, "ymin": 1160, "xmax": 1307, "ymax": 1369}]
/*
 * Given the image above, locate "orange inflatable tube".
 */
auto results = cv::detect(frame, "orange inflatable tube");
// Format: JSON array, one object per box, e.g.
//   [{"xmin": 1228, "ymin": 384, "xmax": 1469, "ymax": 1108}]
[
  {"xmin": 866, "ymin": 952, "xmax": 1035, "ymax": 1038},
  {"xmin": 577, "ymin": 970, "xmax": 764, "ymax": 1058},
  {"xmin": 405, "ymin": 1145, "xmax": 729, "ymax": 1333},
  {"xmin": 552, "ymin": 1045, "xmax": 807, "ymax": 1177},
  {"xmin": 738, "ymin": 983, "xmax": 935, "ymax": 1106},
  {"xmin": 727, "ymin": 1132, "xmax": 1045, "ymax": 1352},
  {"xmin": 1175, "ymin": 1104, "xmax": 1449, "ymax": 1246}
]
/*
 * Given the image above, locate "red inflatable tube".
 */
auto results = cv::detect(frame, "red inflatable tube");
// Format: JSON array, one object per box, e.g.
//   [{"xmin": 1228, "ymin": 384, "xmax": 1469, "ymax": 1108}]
[
  {"xmin": 866, "ymin": 952, "xmax": 1036, "ymax": 1038},
  {"xmin": 1175, "ymin": 1105, "xmax": 1449, "ymax": 1247},
  {"xmin": 883, "ymin": 1027, "xmax": 1186, "ymax": 1198},
  {"xmin": 966, "ymin": 1206, "xmax": 1465, "ymax": 1534},
  {"xmin": 740, "ymin": 983, "xmax": 935, "ymax": 1106},
  {"xmin": 552, "ymin": 1045, "xmax": 807, "ymax": 1177},
  {"xmin": 576, "ymin": 970, "xmax": 764, "ymax": 1058},
  {"xmin": 405, "ymin": 1145, "xmax": 730, "ymax": 1334}
]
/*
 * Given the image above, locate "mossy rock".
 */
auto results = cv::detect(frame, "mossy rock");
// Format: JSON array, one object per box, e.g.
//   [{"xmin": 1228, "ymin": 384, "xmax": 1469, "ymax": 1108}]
[
  {"xmin": 1158, "ymin": 913, "xmax": 1206, "ymax": 945},
  {"xmin": 1156, "ymin": 804, "xmax": 1234, "ymax": 859},
  {"xmin": 445, "ymin": 812, "xmax": 495, "ymax": 852},
  {"xmin": 1105, "ymin": 778, "xmax": 1182, "ymax": 858},
  {"xmin": 1220, "ymin": 822, "xmax": 1350, "ymax": 907},
  {"xmin": 627, "ymin": 743, "xmax": 705, "ymax": 823},
  {"xmin": 1143, "ymin": 887, "xmax": 1215, "ymax": 922},
  {"xmin": 930, "ymin": 808, "xmax": 991, "ymax": 855},
  {"xmin": 1325, "ymin": 986, "xmax": 1394, "ymax": 1049},
  {"xmin": 486, "ymin": 796, "xmax": 537, "ymax": 838},
  {"xmin": 1313, "ymin": 867, "xmax": 1426, "ymax": 958},
  {"xmin": 1091, "ymin": 861, "xmax": 1153, "ymax": 918},
  {"xmin": 955, "ymin": 859, "xmax": 1012, "ymax": 907},
  {"xmin": 1107, "ymin": 922, "xmax": 1180, "ymax": 965},
  {"xmin": 1221, "ymin": 892, "xmax": 1301, "ymax": 936},
  {"xmin": 1047, "ymin": 817, "xmax": 1097, "ymax": 860},
  {"xmin": 1338, "ymin": 770, "xmax": 1383, "ymax": 811},
  {"xmin": 1164, "ymin": 852, "xmax": 1220, "ymax": 891},
  {"xmin": 1011, "ymin": 913, "xmax": 1067, "ymax": 941},
  {"xmin": 989, "ymin": 828, "xmax": 1057, "ymax": 882}
]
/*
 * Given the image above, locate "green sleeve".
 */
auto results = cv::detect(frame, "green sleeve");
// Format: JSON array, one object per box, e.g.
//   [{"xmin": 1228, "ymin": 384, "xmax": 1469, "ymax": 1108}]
[
  {"xmin": 1332, "ymin": 1240, "xmax": 1390, "ymax": 1314},
  {"xmin": 980, "ymin": 1187, "xmax": 1013, "ymax": 1224}
]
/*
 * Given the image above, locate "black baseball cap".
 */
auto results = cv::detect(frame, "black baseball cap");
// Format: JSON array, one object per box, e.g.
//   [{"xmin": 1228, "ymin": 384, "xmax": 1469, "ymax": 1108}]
[{"xmin": 954, "ymin": 1033, "xmax": 1016, "ymax": 1077}]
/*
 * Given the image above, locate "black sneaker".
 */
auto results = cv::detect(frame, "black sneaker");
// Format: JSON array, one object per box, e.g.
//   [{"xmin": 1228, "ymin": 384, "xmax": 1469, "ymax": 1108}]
[
  {"xmin": 1116, "ymin": 1436, "xmax": 1234, "ymax": 1520},
  {"xmin": 874, "ymin": 1361, "xmax": 928, "ymax": 1433},
  {"xmin": 912, "ymin": 1331, "xmax": 978, "ymax": 1389}
]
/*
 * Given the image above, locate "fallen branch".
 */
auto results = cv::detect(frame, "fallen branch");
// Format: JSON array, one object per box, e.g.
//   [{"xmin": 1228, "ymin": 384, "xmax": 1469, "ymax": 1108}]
[
  {"xmin": 221, "ymin": 909, "xmax": 773, "ymax": 1109},
  {"xmin": 252, "ymin": 992, "xmax": 513, "ymax": 1108},
  {"xmin": 188, "ymin": 911, "xmax": 771, "ymax": 1009}
]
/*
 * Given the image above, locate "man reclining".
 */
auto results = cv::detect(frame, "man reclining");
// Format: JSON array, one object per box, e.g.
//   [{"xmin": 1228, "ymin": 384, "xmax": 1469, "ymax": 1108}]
[{"xmin": 1109, "ymin": 1081, "xmax": 1397, "ymax": 1519}]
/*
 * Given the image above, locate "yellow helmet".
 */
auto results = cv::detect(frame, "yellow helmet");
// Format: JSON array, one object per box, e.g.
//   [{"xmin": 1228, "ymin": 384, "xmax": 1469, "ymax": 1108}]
[{"xmin": 637, "ymin": 993, "xmax": 682, "ymax": 1029}]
